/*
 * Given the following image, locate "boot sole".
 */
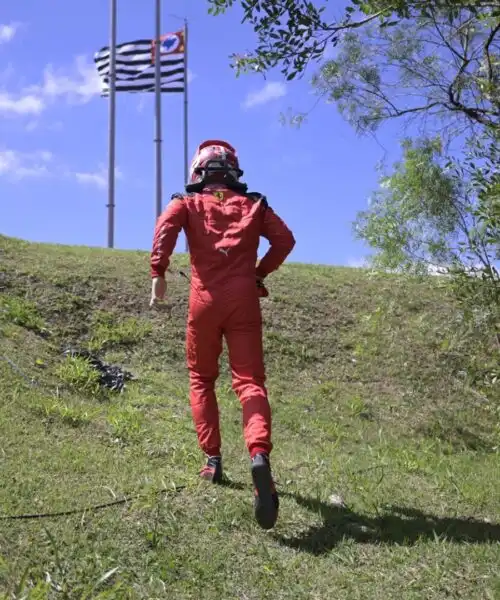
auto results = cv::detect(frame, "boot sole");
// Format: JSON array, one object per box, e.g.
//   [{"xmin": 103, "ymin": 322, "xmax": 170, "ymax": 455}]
[
  {"xmin": 251, "ymin": 461, "xmax": 278, "ymax": 530},
  {"xmin": 200, "ymin": 466, "xmax": 223, "ymax": 484}
]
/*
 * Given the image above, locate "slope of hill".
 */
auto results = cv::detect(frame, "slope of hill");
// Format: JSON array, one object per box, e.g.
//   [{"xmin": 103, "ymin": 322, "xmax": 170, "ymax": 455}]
[{"xmin": 0, "ymin": 234, "xmax": 499, "ymax": 599}]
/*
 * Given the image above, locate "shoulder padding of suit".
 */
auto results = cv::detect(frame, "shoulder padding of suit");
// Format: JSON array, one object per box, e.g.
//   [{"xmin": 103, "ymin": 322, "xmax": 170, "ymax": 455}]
[
  {"xmin": 170, "ymin": 192, "xmax": 195, "ymax": 202},
  {"xmin": 246, "ymin": 192, "xmax": 269, "ymax": 209}
]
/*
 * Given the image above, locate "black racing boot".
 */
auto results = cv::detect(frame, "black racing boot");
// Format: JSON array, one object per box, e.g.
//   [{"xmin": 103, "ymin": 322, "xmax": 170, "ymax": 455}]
[
  {"xmin": 200, "ymin": 455, "xmax": 223, "ymax": 484},
  {"xmin": 251, "ymin": 453, "xmax": 279, "ymax": 530}
]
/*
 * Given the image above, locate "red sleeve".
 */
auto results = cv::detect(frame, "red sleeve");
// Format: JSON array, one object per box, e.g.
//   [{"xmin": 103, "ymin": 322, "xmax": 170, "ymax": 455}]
[
  {"xmin": 150, "ymin": 195, "xmax": 188, "ymax": 278},
  {"xmin": 256, "ymin": 205, "xmax": 296, "ymax": 279}
]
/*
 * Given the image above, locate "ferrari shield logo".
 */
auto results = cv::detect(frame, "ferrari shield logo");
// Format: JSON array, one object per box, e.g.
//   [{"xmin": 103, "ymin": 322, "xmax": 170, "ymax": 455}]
[{"xmin": 214, "ymin": 191, "xmax": 224, "ymax": 201}]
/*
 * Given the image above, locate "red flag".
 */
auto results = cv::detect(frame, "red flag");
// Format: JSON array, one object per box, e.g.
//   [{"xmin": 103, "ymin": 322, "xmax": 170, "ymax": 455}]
[{"xmin": 151, "ymin": 30, "xmax": 185, "ymax": 63}]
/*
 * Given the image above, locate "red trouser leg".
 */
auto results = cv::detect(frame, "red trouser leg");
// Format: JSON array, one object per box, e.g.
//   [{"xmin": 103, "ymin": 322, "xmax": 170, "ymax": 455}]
[
  {"xmin": 224, "ymin": 290, "xmax": 272, "ymax": 458},
  {"xmin": 186, "ymin": 291, "xmax": 223, "ymax": 457}
]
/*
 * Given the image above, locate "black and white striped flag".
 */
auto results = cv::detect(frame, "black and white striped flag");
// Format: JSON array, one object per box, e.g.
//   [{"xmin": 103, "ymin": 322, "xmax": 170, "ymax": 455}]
[{"xmin": 94, "ymin": 30, "xmax": 185, "ymax": 94}]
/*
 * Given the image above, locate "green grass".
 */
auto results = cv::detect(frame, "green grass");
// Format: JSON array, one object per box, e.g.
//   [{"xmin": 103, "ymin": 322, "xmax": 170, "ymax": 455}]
[{"xmin": 0, "ymin": 233, "xmax": 499, "ymax": 599}]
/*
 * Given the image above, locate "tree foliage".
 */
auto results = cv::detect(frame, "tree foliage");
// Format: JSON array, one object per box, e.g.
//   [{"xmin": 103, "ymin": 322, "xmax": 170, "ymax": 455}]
[
  {"xmin": 209, "ymin": 0, "xmax": 500, "ymax": 372},
  {"xmin": 208, "ymin": 1, "xmax": 499, "ymax": 134},
  {"xmin": 208, "ymin": 0, "xmax": 395, "ymax": 79},
  {"xmin": 312, "ymin": 5, "xmax": 499, "ymax": 135},
  {"xmin": 354, "ymin": 132, "xmax": 499, "ymax": 348}
]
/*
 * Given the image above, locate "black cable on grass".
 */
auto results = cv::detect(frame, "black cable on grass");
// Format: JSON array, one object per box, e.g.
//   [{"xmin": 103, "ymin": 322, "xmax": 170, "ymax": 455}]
[
  {"xmin": 0, "ymin": 486, "xmax": 187, "ymax": 521},
  {"xmin": 0, "ymin": 478, "xmax": 255, "ymax": 521},
  {"xmin": 1, "ymin": 354, "xmax": 40, "ymax": 387}
]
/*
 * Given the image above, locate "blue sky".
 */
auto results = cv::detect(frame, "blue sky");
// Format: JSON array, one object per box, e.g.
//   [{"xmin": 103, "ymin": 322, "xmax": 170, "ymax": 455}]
[{"xmin": 0, "ymin": 0, "xmax": 405, "ymax": 268}]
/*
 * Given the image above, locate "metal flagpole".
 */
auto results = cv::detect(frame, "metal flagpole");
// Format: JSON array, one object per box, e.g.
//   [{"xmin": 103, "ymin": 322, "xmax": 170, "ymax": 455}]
[
  {"xmin": 154, "ymin": 0, "xmax": 162, "ymax": 221},
  {"xmin": 183, "ymin": 18, "xmax": 189, "ymax": 253},
  {"xmin": 107, "ymin": 0, "xmax": 117, "ymax": 248}
]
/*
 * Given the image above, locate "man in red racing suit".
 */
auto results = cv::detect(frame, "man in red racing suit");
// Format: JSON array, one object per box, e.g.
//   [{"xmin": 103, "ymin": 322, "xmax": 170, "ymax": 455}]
[{"xmin": 150, "ymin": 140, "xmax": 295, "ymax": 529}]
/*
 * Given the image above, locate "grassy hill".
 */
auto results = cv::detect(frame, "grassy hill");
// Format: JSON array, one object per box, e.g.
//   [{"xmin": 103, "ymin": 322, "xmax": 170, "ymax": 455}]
[{"xmin": 0, "ymin": 233, "xmax": 499, "ymax": 600}]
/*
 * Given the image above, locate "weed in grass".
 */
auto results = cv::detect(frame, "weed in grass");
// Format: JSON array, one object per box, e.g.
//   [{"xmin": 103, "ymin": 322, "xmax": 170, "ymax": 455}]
[
  {"xmin": 0, "ymin": 295, "xmax": 49, "ymax": 337},
  {"xmin": 55, "ymin": 355, "xmax": 105, "ymax": 399},
  {"xmin": 87, "ymin": 311, "xmax": 152, "ymax": 353}
]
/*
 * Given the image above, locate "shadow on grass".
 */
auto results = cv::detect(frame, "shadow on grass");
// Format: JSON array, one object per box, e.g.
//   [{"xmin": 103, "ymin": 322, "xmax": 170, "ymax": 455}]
[
  {"xmin": 276, "ymin": 492, "xmax": 500, "ymax": 555},
  {"xmin": 418, "ymin": 423, "xmax": 497, "ymax": 453},
  {"xmin": 219, "ymin": 478, "xmax": 247, "ymax": 491}
]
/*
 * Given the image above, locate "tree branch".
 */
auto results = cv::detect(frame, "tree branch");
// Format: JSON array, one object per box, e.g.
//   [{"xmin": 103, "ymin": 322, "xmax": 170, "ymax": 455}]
[
  {"xmin": 429, "ymin": 7, "xmax": 467, "ymax": 64},
  {"xmin": 485, "ymin": 20, "xmax": 500, "ymax": 83},
  {"xmin": 445, "ymin": 51, "xmax": 500, "ymax": 126},
  {"xmin": 367, "ymin": 97, "xmax": 444, "ymax": 120},
  {"xmin": 324, "ymin": 8, "xmax": 394, "ymax": 34}
]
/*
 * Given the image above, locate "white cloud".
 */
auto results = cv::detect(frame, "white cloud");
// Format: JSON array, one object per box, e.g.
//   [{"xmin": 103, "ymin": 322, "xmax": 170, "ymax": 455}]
[
  {"xmin": 75, "ymin": 171, "xmax": 107, "ymax": 189},
  {"xmin": 347, "ymin": 257, "xmax": 369, "ymax": 268},
  {"xmin": 0, "ymin": 23, "xmax": 19, "ymax": 44},
  {"xmin": 136, "ymin": 95, "xmax": 149, "ymax": 114},
  {"xmin": 24, "ymin": 119, "xmax": 63, "ymax": 133},
  {"xmin": 0, "ymin": 91, "xmax": 45, "ymax": 115},
  {"xmin": 34, "ymin": 55, "xmax": 102, "ymax": 104},
  {"xmin": 0, "ymin": 148, "xmax": 53, "ymax": 179},
  {"xmin": 0, "ymin": 147, "xmax": 124, "ymax": 189},
  {"xmin": 75, "ymin": 166, "xmax": 123, "ymax": 189},
  {"xmin": 0, "ymin": 55, "xmax": 102, "ymax": 119},
  {"xmin": 242, "ymin": 81, "xmax": 287, "ymax": 109}
]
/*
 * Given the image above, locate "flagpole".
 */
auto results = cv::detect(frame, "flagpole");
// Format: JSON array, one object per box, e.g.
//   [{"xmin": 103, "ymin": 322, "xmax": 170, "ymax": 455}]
[
  {"xmin": 154, "ymin": 0, "xmax": 162, "ymax": 221},
  {"xmin": 183, "ymin": 18, "xmax": 189, "ymax": 253},
  {"xmin": 107, "ymin": 0, "xmax": 117, "ymax": 248}
]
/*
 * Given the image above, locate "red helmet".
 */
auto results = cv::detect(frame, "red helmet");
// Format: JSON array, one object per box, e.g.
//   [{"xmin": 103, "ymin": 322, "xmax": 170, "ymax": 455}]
[{"xmin": 188, "ymin": 140, "xmax": 244, "ymax": 187}]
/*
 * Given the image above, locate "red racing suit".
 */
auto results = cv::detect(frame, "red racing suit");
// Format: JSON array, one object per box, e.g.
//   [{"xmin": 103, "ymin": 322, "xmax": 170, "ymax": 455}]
[{"xmin": 150, "ymin": 184, "xmax": 296, "ymax": 458}]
